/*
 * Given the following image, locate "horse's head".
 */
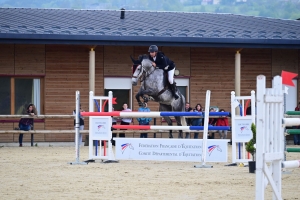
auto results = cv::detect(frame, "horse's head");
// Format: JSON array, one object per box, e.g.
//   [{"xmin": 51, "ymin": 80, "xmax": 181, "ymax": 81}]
[
  {"xmin": 131, "ymin": 54, "xmax": 153, "ymax": 86},
  {"xmin": 132, "ymin": 64, "xmax": 142, "ymax": 86}
]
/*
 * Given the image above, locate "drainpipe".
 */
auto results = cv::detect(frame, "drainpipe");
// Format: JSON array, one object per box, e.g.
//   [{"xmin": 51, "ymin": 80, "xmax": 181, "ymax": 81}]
[
  {"xmin": 235, "ymin": 50, "xmax": 242, "ymax": 99},
  {"xmin": 89, "ymin": 48, "xmax": 95, "ymax": 94}
]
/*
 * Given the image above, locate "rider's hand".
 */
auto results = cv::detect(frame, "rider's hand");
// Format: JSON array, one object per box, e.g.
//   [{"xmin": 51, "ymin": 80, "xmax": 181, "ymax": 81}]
[
  {"xmin": 152, "ymin": 62, "xmax": 156, "ymax": 67},
  {"xmin": 164, "ymin": 65, "xmax": 169, "ymax": 70}
]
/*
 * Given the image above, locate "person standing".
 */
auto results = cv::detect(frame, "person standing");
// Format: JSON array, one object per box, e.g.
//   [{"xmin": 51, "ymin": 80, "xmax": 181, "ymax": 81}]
[
  {"xmin": 185, "ymin": 102, "xmax": 193, "ymax": 139},
  {"xmin": 216, "ymin": 109, "xmax": 229, "ymax": 139},
  {"xmin": 73, "ymin": 104, "xmax": 84, "ymax": 146},
  {"xmin": 193, "ymin": 103, "xmax": 203, "ymax": 139},
  {"xmin": 120, "ymin": 103, "xmax": 132, "ymax": 138},
  {"xmin": 18, "ymin": 103, "xmax": 37, "ymax": 147},
  {"xmin": 208, "ymin": 108, "xmax": 217, "ymax": 139},
  {"xmin": 137, "ymin": 102, "xmax": 152, "ymax": 138}
]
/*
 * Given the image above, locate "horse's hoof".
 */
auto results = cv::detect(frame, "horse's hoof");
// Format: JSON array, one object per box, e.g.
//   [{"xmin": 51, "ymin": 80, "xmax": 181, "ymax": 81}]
[
  {"xmin": 142, "ymin": 97, "xmax": 149, "ymax": 102},
  {"xmin": 149, "ymin": 96, "xmax": 155, "ymax": 101}
]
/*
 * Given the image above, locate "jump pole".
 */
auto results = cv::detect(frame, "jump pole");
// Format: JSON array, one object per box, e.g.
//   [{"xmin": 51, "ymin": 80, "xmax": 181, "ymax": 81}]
[
  {"xmin": 69, "ymin": 91, "xmax": 87, "ymax": 165},
  {"xmin": 194, "ymin": 90, "xmax": 213, "ymax": 168},
  {"xmin": 81, "ymin": 111, "xmax": 230, "ymax": 117},
  {"xmin": 282, "ymin": 160, "xmax": 300, "ymax": 168}
]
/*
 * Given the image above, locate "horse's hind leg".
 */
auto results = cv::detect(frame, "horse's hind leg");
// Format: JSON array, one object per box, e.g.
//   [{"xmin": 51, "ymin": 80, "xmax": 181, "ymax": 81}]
[
  {"xmin": 160, "ymin": 104, "xmax": 174, "ymax": 138},
  {"xmin": 163, "ymin": 116, "xmax": 173, "ymax": 138},
  {"xmin": 175, "ymin": 116, "xmax": 184, "ymax": 139}
]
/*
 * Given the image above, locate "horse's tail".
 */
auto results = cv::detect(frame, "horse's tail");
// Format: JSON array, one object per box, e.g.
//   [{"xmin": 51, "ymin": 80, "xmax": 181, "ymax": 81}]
[{"xmin": 180, "ymin": 94, "xmax": 187, "ymax": 126}]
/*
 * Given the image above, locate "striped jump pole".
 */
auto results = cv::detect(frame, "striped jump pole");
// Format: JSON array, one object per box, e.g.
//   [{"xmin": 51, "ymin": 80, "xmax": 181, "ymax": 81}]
[
  {"xmin": 112, "ymin": 125, "xmax": 230, "ymax": 131},
  {"xmin": 81, "ymin": 111, "xmax": 230, "ymax": 117},
  {"xmin": 282, "ymin": 160, "xmax": 300, "ymax": 168}
]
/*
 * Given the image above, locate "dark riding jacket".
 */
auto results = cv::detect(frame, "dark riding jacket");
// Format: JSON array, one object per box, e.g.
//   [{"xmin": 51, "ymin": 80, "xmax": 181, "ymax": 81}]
[{"xmin": 149, "ymin": 52, "xmax": 175, "ymax": 72}]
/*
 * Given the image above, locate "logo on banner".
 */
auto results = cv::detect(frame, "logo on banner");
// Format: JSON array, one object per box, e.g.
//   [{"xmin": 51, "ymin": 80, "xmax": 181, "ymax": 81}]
[
  {"xmin": 208, "ymin": 145, "xmax": 222, "ymax": 156},
  {"xmin": 121, "ymin": 143, "xmax": 134, "ymax": 154},
  {"xmin": 97, "ymin": 125, "xmax": 105, "ymax": 131},
  {"xmin": 240, "ymin": 126, "xmax": 248, "ymax": 133}
]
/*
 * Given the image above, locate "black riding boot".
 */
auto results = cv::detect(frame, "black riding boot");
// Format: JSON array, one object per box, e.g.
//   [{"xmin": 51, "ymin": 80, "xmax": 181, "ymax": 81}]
[{"xmin": 171, "ymin": 83, "xmax": 179, "ymax": 100}]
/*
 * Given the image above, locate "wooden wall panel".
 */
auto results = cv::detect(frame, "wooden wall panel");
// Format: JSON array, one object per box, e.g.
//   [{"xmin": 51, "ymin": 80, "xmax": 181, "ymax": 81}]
[
  {"xmin": 104, "ymin": 46, "xmax": 133, "ymax": 76},
  {"xmin": 45, "ymin": 45, "xmax": 91, "ymax": 141},
  {"xmin": 15, "ymin": 44, "xmax": 45, "ymax": 75},
  {"xmin": 0, "ymin": 44, "xmax": 14, "ymax": 75},
  {"xmin": 190, "ymin": 48, "xmax": 236, "ymax": 112},
  {"xmin": 0, "ymin": 123, "xmax": 15, "ymax": 142},
  {"xmin": 241, "ymin": 48, "xmax": 272, "ymax": 95},
  {"xmin": 161, "ymin": 47, "xmax": 190, "ymax": 76},
  {"xmin": 272, "ymin": 49, "xmax": 298, "ymax": 76}
]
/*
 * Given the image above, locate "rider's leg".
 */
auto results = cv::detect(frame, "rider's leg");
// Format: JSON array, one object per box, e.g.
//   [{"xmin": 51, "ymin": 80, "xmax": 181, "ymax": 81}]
[{"xmin": 168, "ymin": 69, "xmax": 179, "ymax": 100}]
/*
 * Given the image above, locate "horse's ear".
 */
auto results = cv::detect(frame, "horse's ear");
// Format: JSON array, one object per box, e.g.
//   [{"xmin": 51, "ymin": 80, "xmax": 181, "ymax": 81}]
[
  {"xmin": 130, "ymin": 55, "xmax": 136, "ymax": 63},
  {"xmin": 130, "ymin": 55, "xmax": 141, "ymax": 64}
]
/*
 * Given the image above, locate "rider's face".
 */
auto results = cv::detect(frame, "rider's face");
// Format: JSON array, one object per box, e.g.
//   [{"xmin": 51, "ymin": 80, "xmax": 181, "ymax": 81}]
[{"xmin": 149, "ymin": 52, "xmax": 156, "ymax": 58}]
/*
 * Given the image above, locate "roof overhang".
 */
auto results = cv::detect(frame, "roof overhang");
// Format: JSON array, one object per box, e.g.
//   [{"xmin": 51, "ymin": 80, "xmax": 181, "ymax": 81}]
[{"xmin": 1, "ymin": 33, "xmax": 300, "ymax": 49}]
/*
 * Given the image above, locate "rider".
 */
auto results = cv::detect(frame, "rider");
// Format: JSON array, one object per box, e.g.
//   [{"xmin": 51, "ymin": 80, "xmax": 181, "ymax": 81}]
[{"xmin": 148, "ymin": 45, "xmax": 179, "ymax": 100}]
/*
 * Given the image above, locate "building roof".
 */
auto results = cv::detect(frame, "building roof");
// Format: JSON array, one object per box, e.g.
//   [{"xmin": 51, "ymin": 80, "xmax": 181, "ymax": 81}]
[{"xmin": 0, "ymin": 7, "xmax": 299, "ymax": 48}]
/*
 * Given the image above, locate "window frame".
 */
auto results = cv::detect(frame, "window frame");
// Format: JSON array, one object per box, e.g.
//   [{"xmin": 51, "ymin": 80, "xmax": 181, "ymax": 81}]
[{"xmin": 0, "ymin": 76, "xmax": 44, "ymax": 115}]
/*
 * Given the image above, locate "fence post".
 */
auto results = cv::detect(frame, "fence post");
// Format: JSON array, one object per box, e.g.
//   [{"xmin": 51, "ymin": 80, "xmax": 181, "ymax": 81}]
[{"xmin": 31, "ymin": 120, "xmax": 34, "ymax": 146}]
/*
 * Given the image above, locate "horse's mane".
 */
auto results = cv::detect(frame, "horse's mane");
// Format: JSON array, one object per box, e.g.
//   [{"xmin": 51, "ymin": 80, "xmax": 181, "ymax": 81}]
[{"xmin": 141, "ymin": 58, "xmax": 153, "ymax": 69}]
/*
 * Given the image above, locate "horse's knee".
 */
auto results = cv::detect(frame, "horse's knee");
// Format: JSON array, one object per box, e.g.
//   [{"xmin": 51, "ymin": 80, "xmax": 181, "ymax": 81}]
[{"xmin": 135, "ymin": 93, "xmax": 141, "ymax": 100}]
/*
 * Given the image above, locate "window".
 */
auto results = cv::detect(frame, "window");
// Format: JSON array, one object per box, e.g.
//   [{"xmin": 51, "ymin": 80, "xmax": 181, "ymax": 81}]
[
  {"xmin": 0, "ymin": 77, "xmax": 11, "ymax": 114},
  {"xmin": 176, "ymin": 78, "xmax": 189, "ymax": 102},
  {"xmin": 0, "ymin": 77, "xmax": 41, "ymax": 114},
  {"xmin": 104, "ymin": 77, "xmax": 132, "ymax": 110},
  {"xmin": 104, "ymin": 89, "xmax": 130, "ymax": 111}
]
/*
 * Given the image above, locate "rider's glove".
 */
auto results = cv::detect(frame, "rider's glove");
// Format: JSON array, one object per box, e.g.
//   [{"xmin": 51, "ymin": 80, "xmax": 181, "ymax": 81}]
[{"xmin": 164, "ymin": 65, "xmax": 169, "ymax": 70}]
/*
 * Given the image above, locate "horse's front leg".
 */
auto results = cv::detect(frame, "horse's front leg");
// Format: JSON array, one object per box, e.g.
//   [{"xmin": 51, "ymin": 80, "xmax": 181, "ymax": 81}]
[
  {"xmin": 136, "ymin": 88, "xmax": 155, "ymax": 105},
  {"xmin": 163, "ymin": 116, "xmax": 173, "ymax": 138},
  {"xmin": 135, "ymin": 91, "xmax": 144, "ymax": 106}
]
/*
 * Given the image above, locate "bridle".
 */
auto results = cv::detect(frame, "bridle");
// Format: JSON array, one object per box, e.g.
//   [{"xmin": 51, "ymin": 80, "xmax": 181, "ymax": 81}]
[
  {"xmin": 132, "ymin": 65, "xmax": 143, "ymax": 80},
  {"xmin": 132, "ymin": 64, "xmax": 157, "ymax": 82}
]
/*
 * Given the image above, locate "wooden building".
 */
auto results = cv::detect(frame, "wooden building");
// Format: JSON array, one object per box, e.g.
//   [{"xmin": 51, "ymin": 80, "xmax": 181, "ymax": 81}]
[{"xmin": 0, "ymin": 8, "xmax": 299, "ymax": 143}]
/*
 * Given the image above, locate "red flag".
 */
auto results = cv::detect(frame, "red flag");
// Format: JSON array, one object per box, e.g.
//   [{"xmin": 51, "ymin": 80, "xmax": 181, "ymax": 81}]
[
  {"xmin": 112, "ymin": 98, "xmax": 117, "ymax": 105},
  {"xmin": 281, "ymin": 70, "xmax": 298, "ymax": 86}
]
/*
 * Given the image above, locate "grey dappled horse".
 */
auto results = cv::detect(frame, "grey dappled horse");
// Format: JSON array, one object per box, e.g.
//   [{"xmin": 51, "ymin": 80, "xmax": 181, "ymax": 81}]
[{"xmin": 131, "ymin": 57, "xmax": 186, "ymax": 138}]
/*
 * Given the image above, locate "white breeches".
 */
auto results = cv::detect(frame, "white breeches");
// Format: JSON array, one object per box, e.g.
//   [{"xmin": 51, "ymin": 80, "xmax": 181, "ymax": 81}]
[{"xmin": 168, "ymin": 68, "xmax": 175, "ymax": 84}]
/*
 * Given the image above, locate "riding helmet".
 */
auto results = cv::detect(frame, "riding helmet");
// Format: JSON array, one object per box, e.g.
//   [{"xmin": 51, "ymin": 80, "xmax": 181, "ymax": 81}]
[{"xmin": 148, "ymin": 45, "xmax": 158, "ymax": 53}]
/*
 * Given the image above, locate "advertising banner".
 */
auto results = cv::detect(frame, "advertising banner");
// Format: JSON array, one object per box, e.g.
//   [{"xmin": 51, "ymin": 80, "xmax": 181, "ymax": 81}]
[
  {"xmin": 234, "ymin": 119, "xmax": 253, "ymax": 142},
  {"xmin": 89, "ymin": 116, "xmax": 112, "ymax": 140},
  {"xmin": 114, "ymin": 138, "xmax": 229, "ymax": 162}
]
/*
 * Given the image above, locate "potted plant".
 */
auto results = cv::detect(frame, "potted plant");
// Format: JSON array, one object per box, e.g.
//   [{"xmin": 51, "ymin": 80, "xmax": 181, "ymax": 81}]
[{"xmin": 246, "ymin": 123, "xmax": 256, "ymax": 173}]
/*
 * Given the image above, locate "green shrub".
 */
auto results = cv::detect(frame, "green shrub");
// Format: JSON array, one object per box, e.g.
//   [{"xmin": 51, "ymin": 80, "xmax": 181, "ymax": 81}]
[{"xmin": 246, "ymin": 123, "xmax": 256, "ymax": 161}]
